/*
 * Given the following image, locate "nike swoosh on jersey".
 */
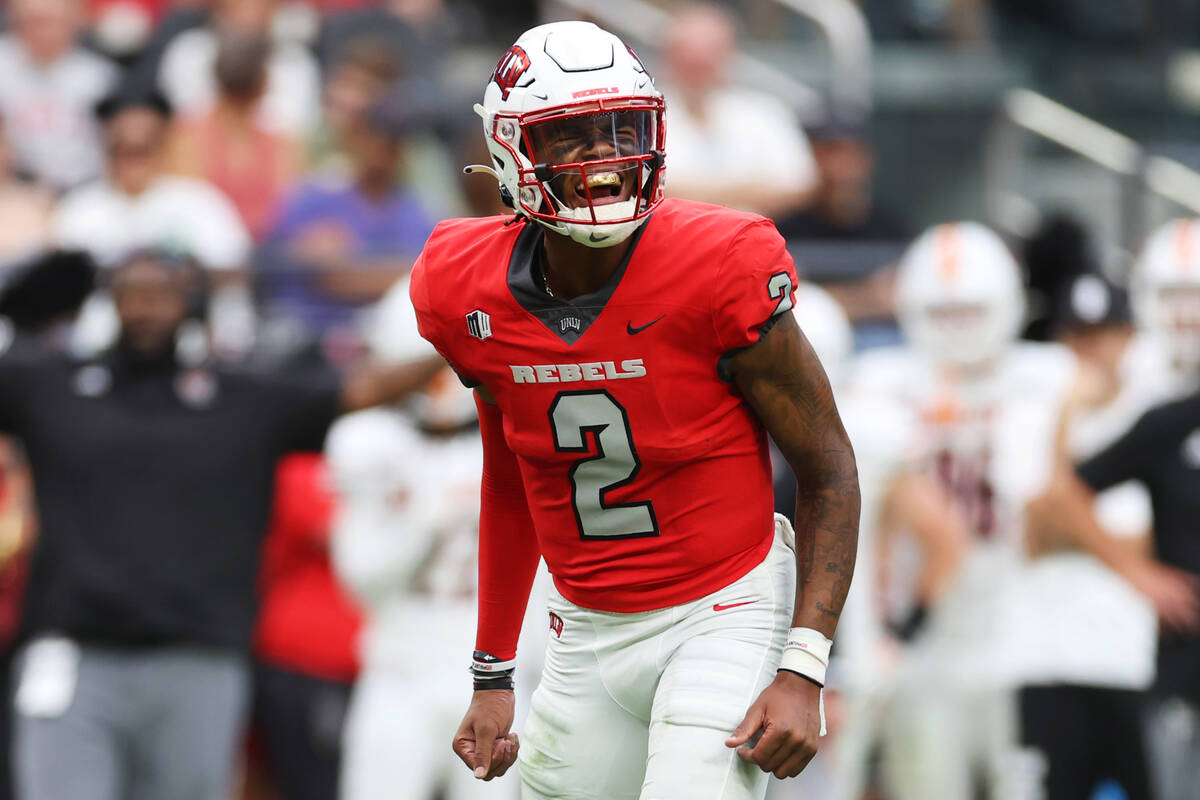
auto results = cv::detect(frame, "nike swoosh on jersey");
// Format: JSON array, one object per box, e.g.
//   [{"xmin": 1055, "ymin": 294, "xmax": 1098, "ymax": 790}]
[
  {"xmin": 712, "ymin": 601, "xmax": 755, "ymax": 612},
  {"xmin": 626, "ymin": 315, "xmax": 665, "ymax": 335}
]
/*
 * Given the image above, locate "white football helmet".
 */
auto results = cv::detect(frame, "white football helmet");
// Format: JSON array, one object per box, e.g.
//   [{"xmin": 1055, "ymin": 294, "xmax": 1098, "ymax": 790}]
[
  {"xmin": 1131, "ymin": 218, "xmax": 1200, "ymax": 376},
  {"xmin": 896, "ymin": 222, "xmax": 1025, "ymax": 366},
  {"xmin": 364, "ymin": 277, "xmax": 476, "ymax": 430},
  {"xmin": 472, "ymin": 21, "xmax": 666, "ymax": 248}
]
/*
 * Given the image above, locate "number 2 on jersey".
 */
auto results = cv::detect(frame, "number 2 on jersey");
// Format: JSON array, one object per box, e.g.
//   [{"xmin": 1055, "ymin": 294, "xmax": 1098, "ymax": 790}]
[{"xmin": 549, "ymin": 390, "xmax": 659, "ymax": 539}]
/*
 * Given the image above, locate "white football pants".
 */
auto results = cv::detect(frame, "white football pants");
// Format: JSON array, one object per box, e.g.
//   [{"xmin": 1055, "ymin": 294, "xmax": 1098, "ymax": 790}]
[{"xmin": 519, "ymin": 515, "xmax": 797, "ymax": 800}]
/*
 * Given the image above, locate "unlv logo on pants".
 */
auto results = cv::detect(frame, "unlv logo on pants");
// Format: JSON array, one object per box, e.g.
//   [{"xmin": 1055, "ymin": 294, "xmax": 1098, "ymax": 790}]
[{"xmin": 491, "ymin": 45, "xmax": 531, "ymax": 100}]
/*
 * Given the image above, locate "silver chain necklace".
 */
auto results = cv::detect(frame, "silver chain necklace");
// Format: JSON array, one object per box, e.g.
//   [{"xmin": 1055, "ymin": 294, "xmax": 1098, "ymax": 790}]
[{"xmin": 539, "ymin": 253, "xmax": 556, "ymax": 298}]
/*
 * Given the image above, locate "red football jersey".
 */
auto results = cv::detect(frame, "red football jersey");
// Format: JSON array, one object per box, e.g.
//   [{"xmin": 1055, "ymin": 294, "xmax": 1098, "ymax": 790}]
[{"xmin": 410, "ymin": 198, "xmax": 798, "ymax": 612}]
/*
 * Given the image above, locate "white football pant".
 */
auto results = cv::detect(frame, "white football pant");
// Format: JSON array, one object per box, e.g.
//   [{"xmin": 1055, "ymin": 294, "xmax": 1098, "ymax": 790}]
[{"xmin": 519, "ymin": 515, "xmax": 798, "ymax": 800}]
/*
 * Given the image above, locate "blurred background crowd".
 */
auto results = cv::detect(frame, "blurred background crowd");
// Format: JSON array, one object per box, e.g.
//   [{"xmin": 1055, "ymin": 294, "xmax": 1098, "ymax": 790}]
[{"xmin": 1, "ymin": 0, "xmax": 1200, "ymax": 799}]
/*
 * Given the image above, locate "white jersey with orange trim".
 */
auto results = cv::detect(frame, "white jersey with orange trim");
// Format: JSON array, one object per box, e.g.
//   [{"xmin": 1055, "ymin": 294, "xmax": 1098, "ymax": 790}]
[
  {"xmin": 328, "ymin": 409, "xmax": 550, "ymax": 800},
  {"xmin": 847, "ymin": 342, "xmax": 1076, "ymax": 688},
  {"xmin": 327, "ymin": 408, "xmax": 482, "ymax": 674}
]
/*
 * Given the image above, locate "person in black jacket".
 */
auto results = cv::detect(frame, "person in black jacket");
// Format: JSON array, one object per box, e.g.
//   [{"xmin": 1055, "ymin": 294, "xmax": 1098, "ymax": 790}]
[{"xmin": 0, "ymin": 249, "xmax": 440, "ymax": 800}]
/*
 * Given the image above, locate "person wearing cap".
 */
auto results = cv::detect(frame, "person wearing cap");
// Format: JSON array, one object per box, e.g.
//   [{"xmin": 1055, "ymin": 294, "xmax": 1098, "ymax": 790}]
[
  {"xmin": 1027, "ymin": 271, "xmax": 1200, "ymax": 800},
  {"xmin": 1017, "ymin": 272, "xmax": 1157, "ymax": 799},
  {"xmin": 0, "ymin": 249, "xmax": 442, "ymax": 800}
]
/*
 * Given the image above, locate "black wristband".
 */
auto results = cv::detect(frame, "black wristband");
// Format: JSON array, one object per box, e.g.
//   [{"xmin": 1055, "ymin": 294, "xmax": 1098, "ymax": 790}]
[
  {"xmin": 777, "ymin": 667, "xmax": 824, "ymax": 689},
  {"xmin": 470, "ymin": 650, "xmax": 515, "ymax": 692}
]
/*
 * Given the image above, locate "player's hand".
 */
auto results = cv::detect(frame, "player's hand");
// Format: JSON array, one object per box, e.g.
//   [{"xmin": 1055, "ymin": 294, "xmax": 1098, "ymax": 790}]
[
  {"xmin": 452, "ymin": 689, "xmax": 519, "ymax": 780},
  {"xmin": 725, "ymin": 670, "xmax": 821, "ymax": 779},
  {"xmin": 1127, "ymin": 559, "xmax": 1200, "ymax": 633}
]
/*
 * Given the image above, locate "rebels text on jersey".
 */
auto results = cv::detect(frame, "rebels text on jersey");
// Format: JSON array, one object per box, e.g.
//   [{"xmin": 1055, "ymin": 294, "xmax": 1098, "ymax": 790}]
[{"xmin": 410, "ymin": 198, "xmax": 798, "ymax": 613}]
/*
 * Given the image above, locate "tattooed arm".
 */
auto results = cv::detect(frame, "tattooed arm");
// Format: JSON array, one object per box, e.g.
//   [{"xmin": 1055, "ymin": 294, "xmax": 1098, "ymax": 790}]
[
  {"xmin": 731, "ymin": 311, "xmax": 860, "ymax": 635},
  {"xmin": 722, "ymin": 311, "xmax": 861, "ymax": 779}
]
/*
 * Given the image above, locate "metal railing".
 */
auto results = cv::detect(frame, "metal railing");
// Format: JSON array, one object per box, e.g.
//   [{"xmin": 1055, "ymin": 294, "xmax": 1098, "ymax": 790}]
[{"xmin": 986, "ymin": 88, "xmax": 1200, "ymax": 257}]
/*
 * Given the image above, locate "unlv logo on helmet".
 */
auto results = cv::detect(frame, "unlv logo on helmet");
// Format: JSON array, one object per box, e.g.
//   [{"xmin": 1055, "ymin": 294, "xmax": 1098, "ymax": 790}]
[{"xmin": 491, "ymin": 45, "xmax": 531, "ymax": 100}]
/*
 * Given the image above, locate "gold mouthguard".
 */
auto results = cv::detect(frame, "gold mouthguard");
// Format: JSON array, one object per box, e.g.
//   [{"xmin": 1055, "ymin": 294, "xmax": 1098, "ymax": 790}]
[{"xmin": 585, "ymin": 172, "xmax": 622, "ymax": 189}]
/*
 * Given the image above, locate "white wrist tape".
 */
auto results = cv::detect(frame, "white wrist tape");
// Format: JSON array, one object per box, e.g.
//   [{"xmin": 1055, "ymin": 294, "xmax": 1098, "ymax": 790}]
[{"xmin": 778, "ymin": 627, "xmax": 832, "ymax": 687}]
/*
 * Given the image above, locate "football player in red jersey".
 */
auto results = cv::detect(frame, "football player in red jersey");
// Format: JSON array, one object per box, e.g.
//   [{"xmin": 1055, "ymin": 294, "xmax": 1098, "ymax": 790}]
[{"xmin": 409, "ymin": 21, "xmax": 860, "ymax": 799}]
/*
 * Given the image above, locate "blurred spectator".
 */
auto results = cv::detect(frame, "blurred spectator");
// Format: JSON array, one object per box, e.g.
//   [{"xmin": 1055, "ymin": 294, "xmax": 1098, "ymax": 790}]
[
  {"xmin": 53, "ymin": 90, "xmax": 255, "ymax": 356},
  {"xmin": 54, "ymin": 90, "xmax": 251, "ymax": 272},
  {"xmin": 316, "ymin": 0, "xmax": 442, "ymax": 86},
  {"xmin": 165, "ymin": 31, "xmax": 304, "ymax": 240},
  {"xmin": 0, "ymin": 250, "xmax": 441, "ymax": 800},
  {"xmin": 252, "ymin": 453, "xmax": 361, "ymax": 800},
  {"xmin": 775, "ymin": 117, "xmax": 910, "ymax": 244},
  {"xmin": 0, "ymin": 119, "xmax": 53, "ymax": 274},
  {"xmin": 776, "ymin": 116, "xmax": 911, "ymax": 340},
  {"xmin": 309, "ymin": 35, "xmax": 404, "ymax": 172},
  {"xmin": 0, "ymin": 0, "xmax": 118, "ymax": 191},
  {"xmin": 260, "ymin": 96, "xmax": 437, "ymax": 344},
  {"xmin": 660, "ymin": 2, "xmax": 817, "ymax": 218},
  {"xmin": 157, "ymin": 0, "xmax": 321, "ymax": 137}
]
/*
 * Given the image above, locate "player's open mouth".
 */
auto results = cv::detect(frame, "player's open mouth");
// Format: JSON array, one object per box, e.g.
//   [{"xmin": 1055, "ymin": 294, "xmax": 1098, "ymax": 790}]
[{"xmin": 569, "ymin": 170, "xmax": 632, "ymax": 207}]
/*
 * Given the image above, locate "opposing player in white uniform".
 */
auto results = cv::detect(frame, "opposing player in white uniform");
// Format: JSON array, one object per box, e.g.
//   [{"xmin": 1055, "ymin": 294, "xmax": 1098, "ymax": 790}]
[
  {"xmin": 770, "ymin": 284, "xmax": 971, "ymax": 800},
  {"xmin": 1130, "ymin": 217, "xmax": 1200, "ymax": 399},
  {"xmin": 329, "ymin": 278, "xmax": 544, "ymax": 800},
  {"xmin": 848, "ymin": 222, "xmax": 1076, "ymax": 800}
]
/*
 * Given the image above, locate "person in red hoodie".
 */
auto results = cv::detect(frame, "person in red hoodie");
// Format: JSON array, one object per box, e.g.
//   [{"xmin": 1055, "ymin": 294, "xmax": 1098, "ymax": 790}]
[{"xmin": 252, "ymin": 450, "xmax": 362, "ymax": 800}]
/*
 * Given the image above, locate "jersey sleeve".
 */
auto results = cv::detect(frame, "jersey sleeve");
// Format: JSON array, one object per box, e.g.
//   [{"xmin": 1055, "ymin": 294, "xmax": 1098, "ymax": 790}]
[
  {"xmin": 1076, "ymin": 409, "xmax": 1159, "ymax": 493},
  {"xmin": 475, "ymin": 395, "xmax": 540, "ymax": 662},
  {"xmin": 409, "ymin": 250, "xmax": 480, "ymax": 387},
  {"xmin": 710, "ymin": 219, "xmax": 799, "ymax": 376}
]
